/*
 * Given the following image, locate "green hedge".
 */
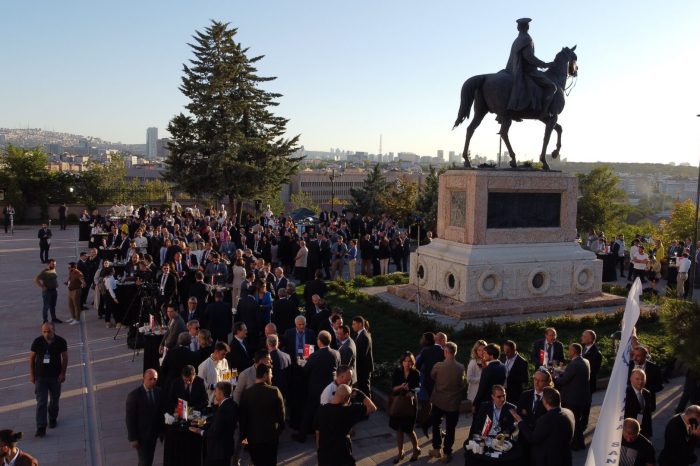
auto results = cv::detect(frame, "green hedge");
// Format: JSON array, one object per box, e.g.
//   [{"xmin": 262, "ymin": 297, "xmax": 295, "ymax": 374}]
[{"xmin": 317, "ymin": 279, "xmax": 673, "ymax": 391}]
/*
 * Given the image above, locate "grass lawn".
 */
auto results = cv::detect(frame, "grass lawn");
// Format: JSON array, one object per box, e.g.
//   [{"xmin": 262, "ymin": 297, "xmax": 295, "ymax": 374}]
[{"xmin": 306, "ymin": 274, "xmax": 675, "ymax": 391}]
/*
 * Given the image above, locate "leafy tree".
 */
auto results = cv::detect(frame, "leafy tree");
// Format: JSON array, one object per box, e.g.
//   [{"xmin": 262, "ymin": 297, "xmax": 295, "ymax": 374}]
[
  {"xmin": 576, "ymin": 166, "xmax": 627, "ymax": 235},
  {"xmin": 290, "ymin": 191, "xmax": 320, "ymax": 215},
  {"xmin": 164, "ymin": 20, "xmax": 300, "ymax": 222},
  {"xmin": 0, "ymin": 145, "xmax": 51, "ymax": 219},
  {"xmin": 660, "ymin": 299, "xmax": 700, "ymax": 374},
  {"xmin": 415, "ymin": 165, "xmax": 445, "ymax": 231},
  {"xmin": 384, "ymin": 176, "xmax": 418, "ymax": 226},
  {"xmin": 349, "ymin": 163, "xmax": 388, "ymax": 216},
  {"xmin": 657, "ymin": 199, "xmax": 698, "ymax": 245}
]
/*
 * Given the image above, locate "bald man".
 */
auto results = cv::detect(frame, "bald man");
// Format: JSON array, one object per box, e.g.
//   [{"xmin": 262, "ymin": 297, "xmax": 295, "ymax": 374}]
[
  {"xmin": 316, "ymin": 384, "xmax": 377, "ymax": 466},
  {"xmin": 126, "ymin": 369, "xmax": 165, "ymax": 466}
]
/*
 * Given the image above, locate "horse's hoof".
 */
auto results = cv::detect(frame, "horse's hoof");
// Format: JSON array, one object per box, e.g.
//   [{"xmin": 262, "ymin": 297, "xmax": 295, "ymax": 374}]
[
  {"xmin": 542, "ymin": 162, "xmax": 551, "ymax": 171},
  {"xmin": 509, "ymin": 160, "xmax": 518, "ymax": 168},
  {"xmin": 463, "ymin": 161, "xmax": 472, "ymax": 169},
  {"xmin": 552, "ymin": 149, "xmax": 559, "ymax": 159}
]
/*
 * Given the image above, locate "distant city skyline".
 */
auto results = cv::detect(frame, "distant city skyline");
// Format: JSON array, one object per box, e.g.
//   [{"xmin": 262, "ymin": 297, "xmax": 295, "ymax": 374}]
[{"xmin": 1, "ymin": 1, "xmax": 699, "ymax": 164}]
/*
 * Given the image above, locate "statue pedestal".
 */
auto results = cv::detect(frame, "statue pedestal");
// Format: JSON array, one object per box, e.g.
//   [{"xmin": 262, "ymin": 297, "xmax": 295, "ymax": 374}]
[{"xmin": 388, "ymin": 169, "xmax": 625, "ymax": 319}]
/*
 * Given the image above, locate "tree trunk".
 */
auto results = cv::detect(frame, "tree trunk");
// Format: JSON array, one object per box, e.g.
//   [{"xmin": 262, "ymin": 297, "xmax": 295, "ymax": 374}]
[{"xmin": 228, "ymin": 194, "xmax": 237, "ymax": 225}]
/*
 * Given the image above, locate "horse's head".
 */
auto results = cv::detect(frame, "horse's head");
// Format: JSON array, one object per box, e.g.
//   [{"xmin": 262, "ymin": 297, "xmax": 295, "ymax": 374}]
[
  {"xmin": 548, "ymin": 45, "xmax": 578, "ymax": 88},
  {"xmin": 563, "ymin": 45, "xmax": 578, "ymax": 77}
]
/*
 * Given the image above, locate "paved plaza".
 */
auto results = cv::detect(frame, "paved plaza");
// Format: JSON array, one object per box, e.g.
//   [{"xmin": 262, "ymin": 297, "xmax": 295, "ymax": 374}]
[{"xmin": 0, "ymin": 227, "xmax": 686, "ymax": 465}]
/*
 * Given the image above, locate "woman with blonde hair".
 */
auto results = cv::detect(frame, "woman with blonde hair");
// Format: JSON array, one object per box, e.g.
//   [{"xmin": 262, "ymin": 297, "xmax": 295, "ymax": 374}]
[{"xmin": 466, "ymin": 340, "xmax": 487, "ymax": 405}]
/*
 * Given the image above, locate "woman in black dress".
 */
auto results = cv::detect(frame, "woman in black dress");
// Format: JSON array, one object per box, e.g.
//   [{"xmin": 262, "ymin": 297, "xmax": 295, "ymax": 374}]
[{"xmin": 390, "ymin": 351, "xmax": 421, "ymax": 463}]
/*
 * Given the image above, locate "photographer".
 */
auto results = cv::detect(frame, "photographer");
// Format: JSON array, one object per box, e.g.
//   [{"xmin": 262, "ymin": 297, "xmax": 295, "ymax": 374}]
[{"xmin": 316, "ymin": 384, "xmax": 376, "ymax": 466}]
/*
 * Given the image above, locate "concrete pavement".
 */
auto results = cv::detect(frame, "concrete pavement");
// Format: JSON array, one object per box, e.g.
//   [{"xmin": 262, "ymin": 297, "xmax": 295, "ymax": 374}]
[{"xmin": 0, "ymin": 227, "xmax": 688, "ymax": 465}]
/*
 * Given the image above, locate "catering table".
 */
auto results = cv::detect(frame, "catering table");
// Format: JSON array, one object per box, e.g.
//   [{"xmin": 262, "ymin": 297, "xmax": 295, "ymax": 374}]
[
  {"xmin": 597, "ymin": 253, "xmax": 617, "ymax": 282},
  {"xmin": 163, "ymin": 422, "xmax": 204, "ymax": 466},
  {"xmin": 142, "ymin": 333, "xmax": 163, "ymax": 373},
  {"xmin": 114, "ymin": 283, "xmax": 139, "ymax": 325},
  {"xmin": 464, "ymin": 438, "xmax": 524, "ymax": 466},
  {"xmin": 79, "ymin": 221, "xmax": 91, "ymax": 242}
]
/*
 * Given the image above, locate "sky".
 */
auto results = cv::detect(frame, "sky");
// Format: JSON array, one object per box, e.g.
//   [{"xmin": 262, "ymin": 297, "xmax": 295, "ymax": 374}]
[{"xmin": 1, "ymin": 0, "xmax": 699, "ymax": 164}]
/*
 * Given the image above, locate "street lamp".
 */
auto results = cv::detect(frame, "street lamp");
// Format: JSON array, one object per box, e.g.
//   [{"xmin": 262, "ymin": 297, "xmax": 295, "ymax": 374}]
[
  {"xmin": 689, "ymin": 114, "xmax": 700, "ymax": 298},
  {"xmin": 328, "ymin": 168, "xmax": 340, "ymax": 221}
]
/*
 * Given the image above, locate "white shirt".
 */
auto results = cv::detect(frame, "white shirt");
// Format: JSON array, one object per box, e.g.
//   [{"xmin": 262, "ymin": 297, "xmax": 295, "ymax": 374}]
[
  {"xmin": 198, "ymin": 356, "xmax": 229, "ymax": 405},
  {"xmin": 320, "ymin": 381, "xmax": 339, "ymax": 405},
  {"xmin": 678, "ymin": 256, "xmax": 691, "ymax": 273},
  {"xmin": 633, "ymin": 253, "xmax": 649, "ymax": 270}
]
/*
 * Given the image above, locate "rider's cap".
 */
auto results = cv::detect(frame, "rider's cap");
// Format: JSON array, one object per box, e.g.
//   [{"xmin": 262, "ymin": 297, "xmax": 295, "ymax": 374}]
[{"xmin": 516, "ymin": 18, "xmax": 532, "ymax": 25}]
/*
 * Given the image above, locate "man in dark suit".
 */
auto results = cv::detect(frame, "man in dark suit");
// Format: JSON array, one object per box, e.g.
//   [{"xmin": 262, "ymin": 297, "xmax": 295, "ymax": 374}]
[
  {"xmin": 501, "ymin": 340, "xmax": 529, "ymax": 404},
  {"xmin": 37, "ymin": 224, "xmax": 52, "ymax": 263},
  {"xmin": 166, "ymin": 365, "xmax": 208, "ymax": 413},
  {"xmin": 188, "ymin": 271, "xmax": 209, "ymax": 315},
  {"xmin": 281, "ymin": 315, "xmax": 316, "ymax": 359},
  {"xmin": 658, "ymin": 405, "xmax": 700, "ymax": 466},
  {"xmin": 303, "ymin": 269, "xmax": 327, "ymax": 312},
  {"xmin": 512, "ymin": 387, "xmax": 575, "ymax": 466},
  {"xmin": 125, "ymin": 369, "xmax": 165, "ymax": 466},
  {"xmin": 272, "ymin": 267, "xmax": 288, "ymax": 297},
  {"xmin": 282, "ymin": 315, "xmax": 317, "ymax": 430},
  {"xmin": 189, "ymin": 382, "xmax": 237, "ymax": 466},
  {"xmin": 624, "ymin": 368, "xmax": 656, "ymax": 438},
  {"xmin": 416, "ymin": 332, "xmax": 445, "ymax": 434},
  {"xmin": 531, "ymin": 327, "xmax": 565, "ymax": 366},
  {"xmin": 470, "ymin": 385, "xmax": 517, "ymax": 438},
  {"xmin": 159, "ymin": 332, "xmax": 195, "ymax": 389},
  {"xmin": 307, "ymin": 295, "xmax": 330, "ymax": 334},
  {"xmin": 156, "ymin": 263, "xmax": 178, "ymax": 312},
  {"xmin": 554, "ymin": 343, "xmax": 590, "ymax": 451},
  {"xmin": 293, "ymin": 330, "xmax": 341, "ymax": 443},
  {"xmin": 160, "ymin": 305, "xmax": 187, "ymax": 353},
  {"xmin": 205, "ymin": 291, "xmax": 231, "ymax": 344},
  {"xmin": 473, "ymin": 343, "xmax": 507, "ymax": 410},
  {"xmin": 352, "ymin": 316, "xmax": 374, "ymax": 397},
  {"xmin": 239, "ymin": 364, "xmax": 286, "ymax": 466},
  {"xmin": 235, "ymin": 292, "xmax": 262, "ymax": 349},
  {"xmin": 181, "ymin": 297, "xmax": 202, "ymax": 323},
  {"xmin": 335, "ymin": 325, "xmax": 357, "ymax": 385},
  {"xmin": 267, "ymin": 334, "xmax": 291, "ymax": 401},
  {"xmin": 226, "ymin": 322, "xmax": 252, "ymax": 372},
  {"xmin": 516, "ymin": 369, "xmax": 551, "ymax": 430},
  {"xmin": 581, "ymin": 329, "xmax": 602, "ymax": 394},
  {"xmin": 271, "ymin": 288, "xmax": 299, "ymax": 335},
  {"xmin": 628, "ymin": 346, "xmax": 664, "ymax": 404}
]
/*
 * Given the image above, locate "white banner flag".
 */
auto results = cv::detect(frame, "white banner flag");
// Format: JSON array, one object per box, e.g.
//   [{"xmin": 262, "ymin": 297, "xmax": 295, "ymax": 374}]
[{"xmin": 585, "ymin": 278, "xmax": 642, "ymax": 465}]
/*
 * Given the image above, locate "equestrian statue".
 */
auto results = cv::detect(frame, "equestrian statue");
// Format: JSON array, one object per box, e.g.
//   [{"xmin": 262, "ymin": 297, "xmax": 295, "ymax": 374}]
[{"xmin": 453, "ymin": 18, "xmax": 578, "ymax": 170}]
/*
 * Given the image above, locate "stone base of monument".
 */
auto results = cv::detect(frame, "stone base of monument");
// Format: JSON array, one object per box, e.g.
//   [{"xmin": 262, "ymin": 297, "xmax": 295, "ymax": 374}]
[
  {"xmin": 387, "ymin": 239, "xmax": 626, "ymax": 319},
  {"xmin": 385, "ymin": 169, "xmax": 627, "ymax": 319},
  {"xmin": 387, "ymin": 283, "xmax": 625, "ymax": 319}
]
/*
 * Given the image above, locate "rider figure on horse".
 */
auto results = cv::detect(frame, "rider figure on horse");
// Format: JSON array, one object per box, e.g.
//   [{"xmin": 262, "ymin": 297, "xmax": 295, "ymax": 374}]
[{"xmin": 506, "ymin": 18, "xmax": 557, "ymax": 119}]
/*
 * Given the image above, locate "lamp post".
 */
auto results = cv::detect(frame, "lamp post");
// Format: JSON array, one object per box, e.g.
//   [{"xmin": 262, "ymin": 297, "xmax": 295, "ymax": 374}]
[
  {"xmin": 689, "ymin": 114, "xmax": 700, "ymax": 298},
  {"xmin": 328, "ymin": 168, "xmax": 338, "ymax": 220}
]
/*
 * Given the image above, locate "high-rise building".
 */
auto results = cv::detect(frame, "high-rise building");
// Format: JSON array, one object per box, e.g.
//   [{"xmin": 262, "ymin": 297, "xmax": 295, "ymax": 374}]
[
  {"xmin": 146, "ymin": 127, "xmax": 158, "ymax": 160},
  {"xmin": 437, "ymin": 150, "xmax": 444, "ymax": 161}
]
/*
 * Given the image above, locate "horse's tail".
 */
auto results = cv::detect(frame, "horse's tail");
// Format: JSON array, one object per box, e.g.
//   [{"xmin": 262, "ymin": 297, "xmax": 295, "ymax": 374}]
[{"xmin": 453, "ymin": 74, "xmax": 488, "ymax": 129}]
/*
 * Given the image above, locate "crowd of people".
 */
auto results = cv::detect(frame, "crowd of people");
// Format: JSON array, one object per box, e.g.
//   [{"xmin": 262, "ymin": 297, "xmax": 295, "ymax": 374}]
[
  {"xmin": 586, "ymin": 230, "xmax": 699, "ymax": 298},
  {"xmin": 22, "ymin": 205, "xmax": 700, "ymax": 466}
]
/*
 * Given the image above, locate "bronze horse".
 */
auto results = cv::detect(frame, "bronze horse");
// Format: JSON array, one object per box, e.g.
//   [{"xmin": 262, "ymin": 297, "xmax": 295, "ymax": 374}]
[{"xmin": 453, "ymin": 46, "xmax": 578, "ymax": 170}]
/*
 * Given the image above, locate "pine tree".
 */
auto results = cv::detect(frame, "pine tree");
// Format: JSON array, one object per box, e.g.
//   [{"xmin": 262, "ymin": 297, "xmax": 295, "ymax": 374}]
[
  {"xmin": 164, "ymin": 21, "xmax": 300, "ymax": 220},
  {"xmin": 415, "ymin": 165, "xmax": 445, "ymax": 230},
  {"xmin": 349, "ymin": 163, "xmax": 388, "ymax": 216}
]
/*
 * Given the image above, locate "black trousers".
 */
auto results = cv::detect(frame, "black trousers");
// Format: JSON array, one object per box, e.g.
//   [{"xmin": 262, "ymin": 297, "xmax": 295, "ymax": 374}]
[
  {"xmin": 40, "ymin": 243, "xmax": 50, "ymax": 263},
  {"xmin": 431, "ymin": 406, "xmax": 459, "ymax": 455},
  {"xmin": 568, "ymin": 403, "xmax": 588, "ymax": 449},
  {"xmin": 136, "ymin": 437, "xmax": 157, "ymax": 466},
  {"xmin": 248, "ymin": 442, "xmax": 278, "ymax": 466}
]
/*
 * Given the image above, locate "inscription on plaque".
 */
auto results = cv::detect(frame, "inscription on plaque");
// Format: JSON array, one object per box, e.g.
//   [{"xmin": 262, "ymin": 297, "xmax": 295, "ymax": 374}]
[
  {"xmin": 450, "ymin": 191, "xmax": 466, "ymax": 227},
  {"xmin": 487, "ymin": 192, "xmax": 561, "ymax": 229}
]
